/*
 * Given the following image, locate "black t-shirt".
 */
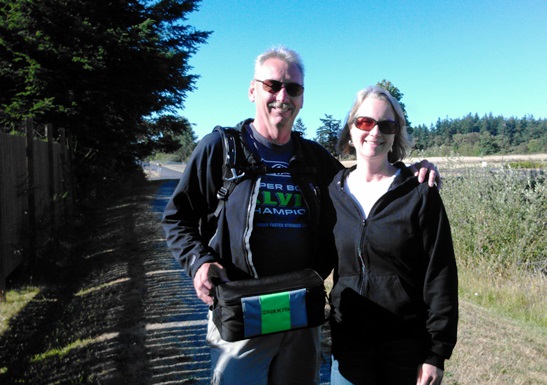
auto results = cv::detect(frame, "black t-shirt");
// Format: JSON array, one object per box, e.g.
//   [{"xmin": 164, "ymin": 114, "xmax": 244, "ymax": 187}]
[{"xmin": 245, "ymin": 125, "xmax": 313, "ymax": 276}]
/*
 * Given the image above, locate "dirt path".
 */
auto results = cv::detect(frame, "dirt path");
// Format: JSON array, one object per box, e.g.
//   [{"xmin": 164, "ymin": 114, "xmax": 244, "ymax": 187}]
[
  {"xmin": 1, "ymin": 179, "xmax": 545, "ymax": 384},
  {"xmin": 408, "ymin": 153, "xmax": 547, "ymax": 164}
]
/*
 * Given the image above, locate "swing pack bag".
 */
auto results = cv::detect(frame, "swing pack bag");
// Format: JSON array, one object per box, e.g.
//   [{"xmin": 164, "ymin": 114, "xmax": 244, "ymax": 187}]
[{"xmin": 212, "ymin": 268, "xmax": 326, "ymax": 342}]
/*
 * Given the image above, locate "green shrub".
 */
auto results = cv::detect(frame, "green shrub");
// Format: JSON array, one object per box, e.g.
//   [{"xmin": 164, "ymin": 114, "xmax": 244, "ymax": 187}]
[
  {"xmin": 508, "ymin": 161, "xmax": 546, "ymax": 169},
  {"xmin": 443, "ymin": 165, "xmax": 546, "ymax": 273},
  {"xmin": 441, "ymin": 164, "xmax": 546, "ymax": 326}
]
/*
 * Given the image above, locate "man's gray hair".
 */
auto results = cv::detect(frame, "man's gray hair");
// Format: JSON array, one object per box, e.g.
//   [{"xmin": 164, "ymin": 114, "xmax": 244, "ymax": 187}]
[{"xmin": 254, "ymin": 46, "xmax": 305, "ymax": 80}]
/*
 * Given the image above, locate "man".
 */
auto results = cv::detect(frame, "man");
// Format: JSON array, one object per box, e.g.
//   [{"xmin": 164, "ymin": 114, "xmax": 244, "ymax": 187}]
[{"xmin": 162, "ymin": 46, "xmax": 438, "ymax": 385}]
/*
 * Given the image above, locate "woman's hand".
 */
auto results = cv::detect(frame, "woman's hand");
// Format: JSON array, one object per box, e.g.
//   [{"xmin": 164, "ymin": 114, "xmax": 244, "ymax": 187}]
[{"xmin": 416, "ymin": 363, "xmax": 444, "ymax": 385}]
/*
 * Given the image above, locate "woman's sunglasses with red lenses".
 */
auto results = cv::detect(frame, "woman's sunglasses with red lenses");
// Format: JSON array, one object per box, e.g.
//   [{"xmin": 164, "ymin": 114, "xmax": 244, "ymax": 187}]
[
  {"xmin": 353, "ymin": 116, "xmax": 399, "ymax": 134},
  {"xmin": 255, "ymin": 79, "xmax": 304, "ymax": 97}
]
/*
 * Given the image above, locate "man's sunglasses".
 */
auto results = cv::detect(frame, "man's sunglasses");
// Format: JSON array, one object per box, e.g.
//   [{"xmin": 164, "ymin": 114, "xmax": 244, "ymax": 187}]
[
  {"xmin": 353, "ymin": 116, "xmax": 399, "ymax": 135},
  {"xmin": 254, "ymin": 79, "xmax": 304, "ymax": 97}
]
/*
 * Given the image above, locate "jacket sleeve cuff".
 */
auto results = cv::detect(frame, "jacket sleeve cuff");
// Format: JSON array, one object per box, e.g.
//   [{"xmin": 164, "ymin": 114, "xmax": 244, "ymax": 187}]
[
  {"xmin": 425, "ymin": 353, "xmax": 445, "ymax": 370},
  {"xmin": 188, "ymin": 253, "xmax": 220, "ymax": 278}
]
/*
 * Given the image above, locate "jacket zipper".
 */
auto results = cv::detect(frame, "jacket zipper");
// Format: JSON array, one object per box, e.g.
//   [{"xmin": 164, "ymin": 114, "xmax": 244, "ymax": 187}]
[
  {"xmin": 358, "ymin": 217, "xmax": 367, "ymax": 295},
  {"xmin": 340, "ymin": 175, "xmax": 369, "ymax": 295},
  {"xmin": 243, "ymin": 176, "xmax": 261, "ymax": 278},
  {"xmin": 342, "ymin": 167, "xmax": 412, "ymax": 296},
  {"xmin": 355, "ymin": 179, "xmax": 402, "ymax": 295}
]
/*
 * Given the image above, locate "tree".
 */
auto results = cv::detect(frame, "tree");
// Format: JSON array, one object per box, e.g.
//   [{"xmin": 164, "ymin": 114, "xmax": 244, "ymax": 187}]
[
  {"xmin": 0, "ymin": 0, "xmax": 210, "ymax": 196},
  {"xmin": 175, "ymin": 123, "xmax": 198, "ymax": 162},
  {"xmin": 376, "ymin": 79, "xmax": 412, "ymax": 129},
  {"xmin": 315, "ymin": 114, "xmax": 341, "ymax": 156},
  {"xmin": 412, "ymin": 124, "xmax": 431, "ymax": 151},
  {"xmin": 292, "ymin": 118, "xmax": 307, "ymax": 138},
  {"xmin": 479, "ymin": 131, "xmax": 499, "ymax": 155},
  {"xmin": 138, "ymin": 115, "xmax": 195, "ymax": 159}
]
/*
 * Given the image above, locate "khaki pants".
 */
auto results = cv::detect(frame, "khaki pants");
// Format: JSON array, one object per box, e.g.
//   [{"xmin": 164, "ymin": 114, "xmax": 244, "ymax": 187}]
[{"xmin": 206, "ymin": 311, "xmax": 322, "ymax": 385}]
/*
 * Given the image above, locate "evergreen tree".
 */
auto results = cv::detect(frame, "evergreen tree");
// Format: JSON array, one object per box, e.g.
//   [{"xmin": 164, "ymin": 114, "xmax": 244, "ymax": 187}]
[
  {"xmin": 315, "ymin": 114, "xmax": 341, "ymax": 156},
  {"xmin": 0, "ymin": 0, "xmax": 210, "ymax": 195},
  {"xmin": 412, "ymin": 124, "xmax": 431, "ymax": 151},
  {"xmin": 139, "ymin": 115, "xmax": 196, "ymax": 160},
  {"xmin": 376, "ymin": 79, "xmax": 412, "ymax": 129},
  {"xmin": 292, "ymin": 117, "xmax": 307, "ymax": 138},
  {"xmin": 176, "ymin": 123, "xmax": 198, "ymax": 163}
]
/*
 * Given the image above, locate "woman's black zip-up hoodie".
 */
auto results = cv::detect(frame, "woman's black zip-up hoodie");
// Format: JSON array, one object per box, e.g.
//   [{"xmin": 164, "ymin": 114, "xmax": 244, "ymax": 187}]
[
  {"xmin": 162, "ymin": 119, "xmax": 343, "ymax": 281},
  {"xmin": 327, "ymin": 163, "xmax": 458, "ymax": 369}
]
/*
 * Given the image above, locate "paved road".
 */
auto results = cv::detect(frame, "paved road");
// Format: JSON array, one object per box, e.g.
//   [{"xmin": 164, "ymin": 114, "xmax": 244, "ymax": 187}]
[
  {"xmin": 146, "ymin": 162, "xmax": 185, "ymax": 181},
  {"xmin": 147, "ymin": 179, "xmax": 212, "ymax": 384}
]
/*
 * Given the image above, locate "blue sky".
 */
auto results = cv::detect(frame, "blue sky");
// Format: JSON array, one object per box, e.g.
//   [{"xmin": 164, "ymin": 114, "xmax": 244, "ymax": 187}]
[{"xmin": 181, "ymin": 0, "xmax": 547, "ymax": 140}]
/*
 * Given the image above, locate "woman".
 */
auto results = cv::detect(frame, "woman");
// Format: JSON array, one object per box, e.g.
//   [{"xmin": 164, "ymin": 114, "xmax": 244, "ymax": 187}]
[{"xmin": 327, "ymin": 86, "xmax": 458, "ymax": 385}]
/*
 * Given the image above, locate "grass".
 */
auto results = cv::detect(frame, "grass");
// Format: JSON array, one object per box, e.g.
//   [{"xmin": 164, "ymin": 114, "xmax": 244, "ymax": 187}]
[
  {"xmin": 438, "ymin": 160, "xmax": 547, "ymax": 382},
  {"xmin": 441, "ymin": 161, "xmax": 546, "ymax": 328},
  {"xmin": 445, "ymin": 300, "xmax": 547, "ymax": 385},
  {"xmin": 458, "ymin": 267, "xmax": 546, "ymax": 328},
  {"xmin": 0, "ymin": 285, "xmax": 42, "ymax": 376},
  {"xmin": 508, "ymin": 161, "xmax": 546, "ymax": 169},
  {"xmin": 30, "ymin": 339, "xmax": 90, "ymax": 363},
  {"xmin": 30, "ymin": 332, "xmax": 119, "ymax": 363},
  {"xmin": 0, "ymin": 286, "xmax": 41, "ymax": 335}
]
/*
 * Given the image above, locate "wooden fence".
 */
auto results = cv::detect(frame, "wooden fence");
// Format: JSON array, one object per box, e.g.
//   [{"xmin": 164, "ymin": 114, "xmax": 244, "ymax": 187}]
[{"xmin": 0, "ymin": 120, "xmax": 72, "ymax": 298}]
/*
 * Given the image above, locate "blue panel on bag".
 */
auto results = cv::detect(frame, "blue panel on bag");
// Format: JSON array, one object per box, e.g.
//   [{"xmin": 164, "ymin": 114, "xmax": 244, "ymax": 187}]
[
  {"xmin": 289, "ymin": 288, "xmax": 308, "ymax": 328},
  {"xmin": 242, "ymin": 295, "xmax": 262, "ymax": 338}
]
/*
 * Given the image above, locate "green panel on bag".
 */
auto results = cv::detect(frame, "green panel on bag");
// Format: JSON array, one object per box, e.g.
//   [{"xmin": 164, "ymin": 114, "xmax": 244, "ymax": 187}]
[{"xmin": 260, "ymin": 291, "xmax": 291, "ymax": 334}]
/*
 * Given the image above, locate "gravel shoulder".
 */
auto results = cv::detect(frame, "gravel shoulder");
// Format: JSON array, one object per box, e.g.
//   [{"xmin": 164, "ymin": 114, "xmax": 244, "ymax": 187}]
[{"xmin": 0, "ymin": 180, "xmax": 210, "ymax": 384}]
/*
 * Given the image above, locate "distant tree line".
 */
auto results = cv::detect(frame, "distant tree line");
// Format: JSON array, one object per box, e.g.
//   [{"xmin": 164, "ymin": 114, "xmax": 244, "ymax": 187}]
[
  {"xmin": 311, "ymin": 112, "xmax": 546, "ymax": 159},
  {"xmin": 309, "ymin": 80, "xmax": 547, "ymax": 158},
  {"xmin": 412, "ymin": 114, "xmax": 546, "ymax": 156}
]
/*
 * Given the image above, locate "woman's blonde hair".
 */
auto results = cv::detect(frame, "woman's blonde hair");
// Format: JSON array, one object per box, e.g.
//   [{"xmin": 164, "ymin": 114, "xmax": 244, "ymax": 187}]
[{"xmin": 337, "ymin": 86, "xmax": 413, "ymax": 163}]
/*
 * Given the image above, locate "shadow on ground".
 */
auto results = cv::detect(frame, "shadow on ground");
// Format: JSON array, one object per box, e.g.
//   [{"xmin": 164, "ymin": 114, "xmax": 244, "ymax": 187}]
[{"xmin": 0, "ymin": 180, "xmax": 210, "ymax": 384}]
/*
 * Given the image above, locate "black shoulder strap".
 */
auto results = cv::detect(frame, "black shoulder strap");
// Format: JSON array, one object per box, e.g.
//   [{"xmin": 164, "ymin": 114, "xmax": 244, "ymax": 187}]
[
  {"xmin": 213, "ymin": 126, "xmax": 318, "ymax": 216},
  {"xmin": 214, "ymin": 126, "xmax": 245, "ymax": 202}
]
